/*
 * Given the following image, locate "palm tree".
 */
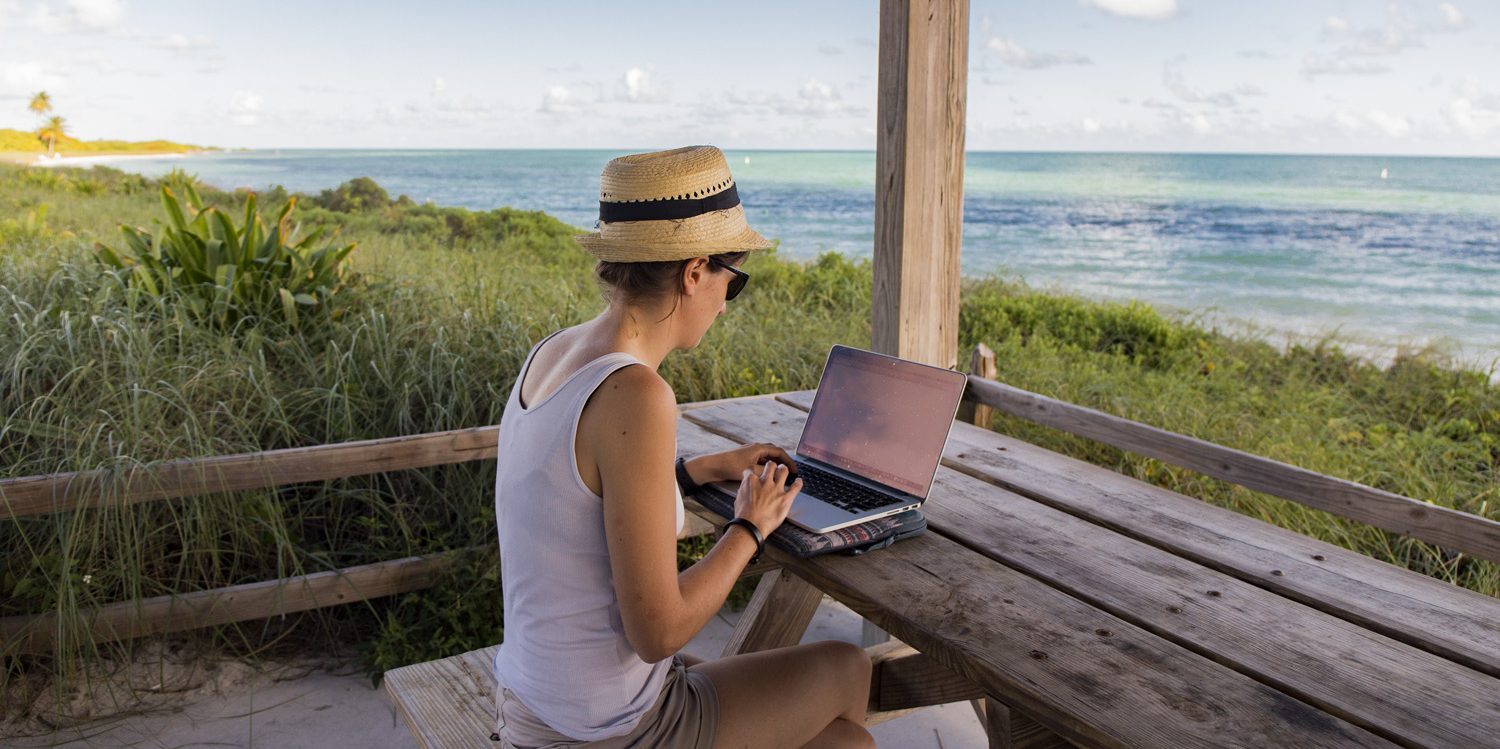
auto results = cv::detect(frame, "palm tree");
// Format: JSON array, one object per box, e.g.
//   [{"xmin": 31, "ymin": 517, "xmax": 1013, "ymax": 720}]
[
  {"xmin": 37, "ymin": 115, "xmax": 67, "ymax": 157},
  {"xmin": 28, "ymin": 91, "xmax": 52, "ymax": 117}
]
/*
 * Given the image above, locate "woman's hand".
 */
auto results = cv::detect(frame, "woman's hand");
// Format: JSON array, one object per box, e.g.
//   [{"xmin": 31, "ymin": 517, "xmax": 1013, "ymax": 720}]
[
  {"xmin": 686, "ymin": 442, "xmax": 797, "ymax": 485},
  {"xmin": 732, "ymin": 460, "xmax": 802, "ymax": 536}
]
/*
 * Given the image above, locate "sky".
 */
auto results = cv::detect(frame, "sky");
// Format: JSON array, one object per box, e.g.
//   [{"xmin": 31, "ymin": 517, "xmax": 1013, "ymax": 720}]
[{"xmin": 1, "ymin": 0, "xmax": 1498, "ymax": 155}]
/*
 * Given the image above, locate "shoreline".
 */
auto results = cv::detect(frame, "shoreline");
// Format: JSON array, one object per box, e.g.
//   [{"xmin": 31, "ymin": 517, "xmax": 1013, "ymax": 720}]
[{"xmin": 0, "ymin": 150, "xmax": 199, "ymax": 167}]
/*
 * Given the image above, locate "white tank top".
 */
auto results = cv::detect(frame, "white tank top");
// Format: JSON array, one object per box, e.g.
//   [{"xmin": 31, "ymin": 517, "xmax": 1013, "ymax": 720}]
[{"xmin": 491, "ymin": 333, "xmax": 684, "ymax": 741}]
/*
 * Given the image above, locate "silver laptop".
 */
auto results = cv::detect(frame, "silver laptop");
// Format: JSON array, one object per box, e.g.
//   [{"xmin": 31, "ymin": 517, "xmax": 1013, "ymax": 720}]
[{"xmin": 718, "ymin": 345, "xmax": 969, "ymax": 533}]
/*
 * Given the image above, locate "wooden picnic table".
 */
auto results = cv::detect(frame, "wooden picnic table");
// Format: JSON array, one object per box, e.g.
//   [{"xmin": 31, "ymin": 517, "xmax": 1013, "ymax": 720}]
[{"xmin": 672, "ymin": 391, "xmax": 1500, "ymax": 749}]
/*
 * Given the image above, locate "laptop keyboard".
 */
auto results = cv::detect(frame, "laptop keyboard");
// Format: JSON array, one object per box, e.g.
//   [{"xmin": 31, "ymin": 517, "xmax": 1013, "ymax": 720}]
[{"xmin": 789, "ymin": 461, "xmax": 902, "ymax": 514}]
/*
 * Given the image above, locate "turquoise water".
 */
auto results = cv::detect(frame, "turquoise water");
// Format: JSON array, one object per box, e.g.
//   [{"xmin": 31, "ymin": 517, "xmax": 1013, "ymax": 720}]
[{"xmin": 114, "ymin": 149, "xmax": 1500, "ymax": 365}]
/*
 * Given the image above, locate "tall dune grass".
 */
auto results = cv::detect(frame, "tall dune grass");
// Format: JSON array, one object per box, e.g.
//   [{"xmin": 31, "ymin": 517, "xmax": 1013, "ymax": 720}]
[{"xmin": 1, "ymin": 163, "xmax": 1494, "ymax": 713}]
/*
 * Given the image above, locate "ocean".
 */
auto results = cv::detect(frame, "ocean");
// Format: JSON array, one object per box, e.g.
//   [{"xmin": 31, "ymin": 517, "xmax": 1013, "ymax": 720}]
[{"xmin": 110, "ymin": 149, "xmax": 1500, "ymax": 367}]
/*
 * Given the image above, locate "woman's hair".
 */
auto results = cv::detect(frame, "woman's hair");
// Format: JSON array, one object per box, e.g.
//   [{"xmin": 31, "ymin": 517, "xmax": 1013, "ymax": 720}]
[{"xmin": 594, "ymin": 251, "xmax": 749, "ymax": 307}]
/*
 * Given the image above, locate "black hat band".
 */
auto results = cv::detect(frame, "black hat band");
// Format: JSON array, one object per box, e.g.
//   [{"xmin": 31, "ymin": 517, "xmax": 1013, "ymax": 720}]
[{"xmin": 599, "ymin": 184, "xmax": 740, "ymax": 223}]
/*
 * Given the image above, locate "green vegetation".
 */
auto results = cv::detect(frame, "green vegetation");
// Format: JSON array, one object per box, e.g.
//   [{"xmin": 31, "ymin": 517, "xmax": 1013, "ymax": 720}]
[
  {"xmin": 95, "ymin": 179, "xmax": 359, "ymax": 332},
  {"xmin": 2, "ymin": 92, "xmax": 204, "ymax": 158},
  {"xmin": 0, "ymin": 128, "xmax": 205, "ymax": 156},
  {"xmin": 1, "ymin": 163, "xmax": 1495, "ymax": 712}
]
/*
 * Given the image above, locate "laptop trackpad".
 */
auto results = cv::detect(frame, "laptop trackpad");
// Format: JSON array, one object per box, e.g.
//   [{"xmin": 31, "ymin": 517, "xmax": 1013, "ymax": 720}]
[{"xmin": 787, "ymin": 494, "xmax": 853, "ymax": 532}]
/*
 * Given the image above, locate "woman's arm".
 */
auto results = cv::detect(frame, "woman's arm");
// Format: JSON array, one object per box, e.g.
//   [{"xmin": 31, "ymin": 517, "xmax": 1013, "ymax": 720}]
[{"xmin": 587, "ymin": 366, "xmax": 796, "ymax": 663}]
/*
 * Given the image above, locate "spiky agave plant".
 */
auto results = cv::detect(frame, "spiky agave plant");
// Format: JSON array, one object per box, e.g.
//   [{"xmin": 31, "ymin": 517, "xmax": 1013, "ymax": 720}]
[{"xmin": 94, "ymin": 180, "xmax": 358, "ymax": 332}]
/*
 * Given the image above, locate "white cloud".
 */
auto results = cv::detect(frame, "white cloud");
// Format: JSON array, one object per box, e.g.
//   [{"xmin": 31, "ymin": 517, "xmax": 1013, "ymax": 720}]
[
  {"xmin": 1080, "ymin": 0, "xmax": 1177, "ymax": 20},
  {"xmin": 539, "ymin": 85, "xmax": 577, "ymax": 114},
  {"xmin": 987, "ymin": 37, "xmax": 1091, "ymax": 69},
  {"xmin": 432, "ymin": 76, "xmax": 446, "ymax": 97},
  {"xmin": 1366, "ymin": 109, "xmax": 1411, "ymax": 137},
  {"xmin": 818, "ymin": 44, "xmax": 842, "ymax": 56},
  {"xmin": 159, "ymin": 33, "xmax": 213, "ymax": 54},
  {"xmin": 1438, "ymin": 2, "xmax": 1469, "ymax": 29},
  {"xmin": 618, "ymin": 67, "xmax": 664, "ymax": 103},
  {"xmin": 68, "ymin": 0, "xmax": 123, "ymax": 28},
  {"xmin": 228, "ymin": 90, "xmax": 262, "ymax": 125},
  {"xmin": 1300, "ymin": 55, "xmax": 1391, "ymax": 77},
  {"xmin": 26, "ymin": 0, "xmax": 124, "ymax": 33},
  {"xmin": 1082, "ymin": 117, "xmax": 1101, "ymax": 133},
  {"xmin": 1324, "ymin": 16, "xmax": 1350, "ymax": 34},
  {"xmin": 1447, "ymin": 98, "xmax": 1500, "ymax": 136},
  {"xmin": 1, "ymin": 61, "xmax": 67, "ymax": 95},
  {"xmin": 1162, "ymin": 58, "xmax": 1261, "ymax": 107},
  {"xmin": 1182, "ymin": 112, "xmax": 1212, "ymax": 134},
  {"xmin": 800, "ymin": 78, "xmax": 836, "ymax": 102}
]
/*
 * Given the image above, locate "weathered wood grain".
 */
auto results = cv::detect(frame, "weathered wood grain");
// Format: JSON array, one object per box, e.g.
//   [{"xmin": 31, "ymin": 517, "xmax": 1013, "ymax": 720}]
[
  {"xmin": 1, "ymin": 426, "xmax": 500, "ymax": 519},
  {"xmin": 688, "ymin": 398, "xmax": 1500, "ymax": 747},
  {"xmin": 733, "ymin": 513, "xmax": 1393, "ymax": 746},
  {"xmin": 384, "ymin": 644, "xmax": 500, "ymax": 749},
  {"xmin": 957, "ymin": 342, "xmax": 997, "ymax": 426},
  {"xmin": 777, "ymin": 389, "xmax": 1500, "ymax": 679},
  {"xmin": 2, "ymin": 552, "xmax": 461, "ymax": 655},
  {"xmin": 964, "ymin": 376, "xmax": 1500, "ymax": 564},
  {"xmin": 720, "ymin": 568, "xmax": 825, "ymax": 657},
  {"xmin": 873, "ymin": 0, "xmax": 968, "ymax": 369},
  {"xmin": 867, "ymin": 641, "xmax": 984, "ymax": 712}
]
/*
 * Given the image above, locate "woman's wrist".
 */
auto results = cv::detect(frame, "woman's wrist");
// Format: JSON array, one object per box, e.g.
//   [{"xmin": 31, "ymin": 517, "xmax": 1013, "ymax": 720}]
[
  {"xmin": 722, "ymin": 517, "xmax": 765, "ymax": 564},
  {"xmin": 683, "ymin": 455, "xmax": 721, "ymax": 485}
]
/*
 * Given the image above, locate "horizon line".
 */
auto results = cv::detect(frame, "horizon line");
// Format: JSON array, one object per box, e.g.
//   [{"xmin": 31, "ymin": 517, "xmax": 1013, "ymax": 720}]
[{"xmin": 212, "ymin": 146, "xmax": 1500, "ymax": 160}]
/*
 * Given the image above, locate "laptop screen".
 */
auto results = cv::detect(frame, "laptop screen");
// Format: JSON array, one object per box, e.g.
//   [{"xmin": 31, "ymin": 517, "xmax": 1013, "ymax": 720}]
[{"xmin": 798, "ymin": 346, "xmax": 970, "ymax": 498}]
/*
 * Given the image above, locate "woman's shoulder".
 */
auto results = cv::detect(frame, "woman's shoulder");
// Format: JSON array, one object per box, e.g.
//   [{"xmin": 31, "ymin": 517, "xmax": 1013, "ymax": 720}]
[{"xmin": 595, "ymin": 363, "xmax": 675, "ymax": 416}]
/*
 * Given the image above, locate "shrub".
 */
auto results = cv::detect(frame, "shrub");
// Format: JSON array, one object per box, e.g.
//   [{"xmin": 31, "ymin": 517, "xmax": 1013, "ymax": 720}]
[
  {"xmin": 312, "ymin": 177, "xmax": 391, "ymax": 213},
  {"xmin": 94, "ymin": 182, "xmax": 359, "ymax": 332}
]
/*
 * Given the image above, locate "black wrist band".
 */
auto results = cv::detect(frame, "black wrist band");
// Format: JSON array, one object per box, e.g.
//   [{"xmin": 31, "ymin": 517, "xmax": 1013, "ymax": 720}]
[
  {"xmin": 723, "ymin": 517, "xmax": 765, "ymax": 565},
  {"xmin": 674, "ymin": 456, "xmax": 703, "ymax": 496}
]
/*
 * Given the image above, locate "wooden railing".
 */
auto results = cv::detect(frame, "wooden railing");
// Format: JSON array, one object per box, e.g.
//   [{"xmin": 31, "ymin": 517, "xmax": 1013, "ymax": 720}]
[
  {"xmin": 4, "ymin": 343, "xmax": 1495, "ymax": 654},
  {"xmin": 0, "ymin": 426, "xmax": 718, "ymax": 654},
  {"xmin": 959, "ymin": 344, "xmax": 1500, "ymax": 566}
]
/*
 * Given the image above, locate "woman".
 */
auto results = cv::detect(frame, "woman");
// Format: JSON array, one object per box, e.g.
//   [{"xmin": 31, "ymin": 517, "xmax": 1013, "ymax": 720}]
[{"xmin": 492, "ymin": 146, "xmax": 874, "ymax": 749}]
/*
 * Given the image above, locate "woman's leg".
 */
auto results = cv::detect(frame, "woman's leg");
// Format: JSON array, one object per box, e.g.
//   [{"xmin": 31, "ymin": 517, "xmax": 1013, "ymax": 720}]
[{"xmin": 690, "ymin": 640, "xmax": 873, "ymax": 749}]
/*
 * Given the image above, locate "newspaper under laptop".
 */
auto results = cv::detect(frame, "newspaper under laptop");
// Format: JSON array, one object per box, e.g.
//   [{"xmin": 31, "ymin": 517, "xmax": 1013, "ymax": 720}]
[{"xmin": 710, "ymin": 344, "xmax": 968, "ymax": 534}]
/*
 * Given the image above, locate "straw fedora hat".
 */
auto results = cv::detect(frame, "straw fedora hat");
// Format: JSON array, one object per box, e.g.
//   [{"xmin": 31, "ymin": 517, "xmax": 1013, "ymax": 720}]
[{"xmin": 576, "ymin": 145, "xmax": 774, "ymax": 262}]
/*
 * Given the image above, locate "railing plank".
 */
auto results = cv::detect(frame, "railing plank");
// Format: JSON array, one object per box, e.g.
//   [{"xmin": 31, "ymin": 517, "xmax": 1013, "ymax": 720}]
[
  {"xmin": 1, "ymin": 552, "xmax": 463, "ymax": 655},
  {"xmin": 1, "ymin": 426, "xmax": 499, "ymax": 519},
  {"xmin": 962, "ymin": 376, "xmax": 1500, "ymax": 564}
]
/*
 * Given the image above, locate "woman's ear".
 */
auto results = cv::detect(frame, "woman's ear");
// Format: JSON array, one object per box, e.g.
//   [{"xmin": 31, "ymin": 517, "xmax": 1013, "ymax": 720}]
[{"xmin": 679, "ymin": 257, "xmax": 710, "ymax": 297}]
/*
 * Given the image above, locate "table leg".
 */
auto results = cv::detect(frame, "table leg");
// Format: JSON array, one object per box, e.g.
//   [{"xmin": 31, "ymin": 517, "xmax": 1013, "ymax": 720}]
[
  {"xmin": 720, "ymin": 568, "xmax": 824, "ymax": 656},
  {"xmin": 972, "ymin": 697, "xmax": 1072, "ymax": 749}
]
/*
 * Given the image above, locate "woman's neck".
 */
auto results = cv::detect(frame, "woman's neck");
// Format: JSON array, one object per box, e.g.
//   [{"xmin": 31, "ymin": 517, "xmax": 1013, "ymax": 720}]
[{"xmin": 588, "ymin": 301, "xmax": 680, "ymax": 370}]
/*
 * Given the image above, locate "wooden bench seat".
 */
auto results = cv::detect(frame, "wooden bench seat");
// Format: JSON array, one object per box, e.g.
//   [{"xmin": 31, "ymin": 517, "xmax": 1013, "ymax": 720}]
[{"xmin": 385, "ymin": 645, "xmax": 501, "ymax": 749}]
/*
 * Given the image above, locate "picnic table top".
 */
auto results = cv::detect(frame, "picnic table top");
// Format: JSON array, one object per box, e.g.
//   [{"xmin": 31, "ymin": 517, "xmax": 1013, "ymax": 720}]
[{"xmin": 676, "ymin": 391, "xmax": 1500, "ymax": 749}]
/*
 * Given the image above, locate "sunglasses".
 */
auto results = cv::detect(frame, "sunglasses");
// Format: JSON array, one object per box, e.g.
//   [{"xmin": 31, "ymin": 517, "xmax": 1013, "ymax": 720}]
[{"xmin": 708, "ymin": 257, "xmax": 750, "ymax": 301}]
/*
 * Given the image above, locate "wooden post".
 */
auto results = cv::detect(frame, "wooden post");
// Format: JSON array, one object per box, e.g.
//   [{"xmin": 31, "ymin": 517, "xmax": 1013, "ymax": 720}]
[
  {"xmin": 956, "ymin": 342, "xmax": 997, "ymax": 426},
  {"xmin": 873, "ymin": 0, "xmax": 969, "ymax": 368}
]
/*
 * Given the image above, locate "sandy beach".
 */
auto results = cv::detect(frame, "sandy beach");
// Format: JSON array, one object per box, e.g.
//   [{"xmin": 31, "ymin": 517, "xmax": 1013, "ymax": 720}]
[{"xmin": 0, "ymin": 150, "xmax": 194, "ymax": 167}]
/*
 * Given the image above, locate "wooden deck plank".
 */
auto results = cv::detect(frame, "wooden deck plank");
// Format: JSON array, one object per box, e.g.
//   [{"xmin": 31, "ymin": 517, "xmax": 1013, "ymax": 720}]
[
  {"xmin": 684, "ymin": 398, "xmax": 1500, "ymax": 748},
  {"xmin": 384, "ymin": 645, "xmax": 500, "ymax": 749},
  {"xmin": 674, "ymin": 411, "xmax": 1396, "ymax": 749},
  {"xmin": 776, "ymin": 389, "xmax": 1500, "ymax": 679}
]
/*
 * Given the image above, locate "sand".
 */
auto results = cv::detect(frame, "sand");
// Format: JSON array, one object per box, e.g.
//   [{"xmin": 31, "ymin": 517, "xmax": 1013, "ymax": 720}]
[
  {"xmin": 0, "ymin": 151, "xmax": 194, "ymax": 167},
  {"xmin": 4, "ymin": 598, "xmax": 987, "ymax": 748}
]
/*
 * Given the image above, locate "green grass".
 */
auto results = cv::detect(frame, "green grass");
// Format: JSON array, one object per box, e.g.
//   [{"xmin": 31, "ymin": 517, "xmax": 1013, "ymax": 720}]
[{"xmin": 1, "ymin": 163, "xmax": 1495, "ymax": 712}]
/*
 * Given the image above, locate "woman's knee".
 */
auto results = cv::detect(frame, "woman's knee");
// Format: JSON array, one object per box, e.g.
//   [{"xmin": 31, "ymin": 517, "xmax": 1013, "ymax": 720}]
[
  {"xmin": 806, "ymin": 640, "xmax": 871, "ymax": 690},
  {"xmin": 827, "ymin": 640, "xmax": 871, "ymax": 682}
]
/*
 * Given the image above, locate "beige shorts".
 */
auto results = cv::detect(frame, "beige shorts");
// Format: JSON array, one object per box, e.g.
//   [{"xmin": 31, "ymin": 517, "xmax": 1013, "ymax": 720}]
[{"xmin": 494, "ymin": 656, "xmax": 719, "ymax": 749}]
